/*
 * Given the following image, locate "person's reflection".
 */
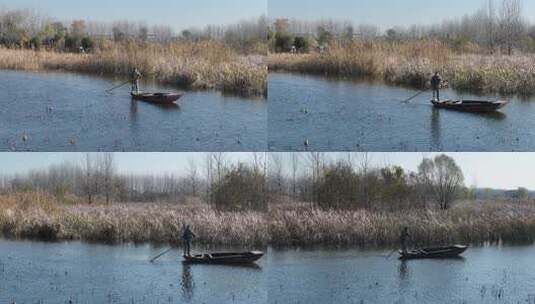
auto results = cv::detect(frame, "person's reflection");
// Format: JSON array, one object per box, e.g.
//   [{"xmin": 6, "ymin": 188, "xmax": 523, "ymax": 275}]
[
  {"xmin": 181, "ymin": 263, "xmax": 194, "ymax": 302},
  {"xmin": 129, "ymin": 99, "xmax": 138, "ymax": 121},
  {"xmin": 399, "ymin": 260, "xmax": 408, "ymax": 281},
  {"xmin": 430, "ymin": 108, "xmax": 441, "ymax": 149}
]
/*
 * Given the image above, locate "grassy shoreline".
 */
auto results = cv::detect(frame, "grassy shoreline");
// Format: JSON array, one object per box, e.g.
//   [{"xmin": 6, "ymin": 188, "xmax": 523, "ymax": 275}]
[
  {"xmin": 268, "ymin": 40, "xmax": 535, "ymax": 96},
  {"xmin": 3, "ymin": 193, "xmax": 535, "ymax": 248},
  {"xmin": 0, "ymin": 42, "xmax": 267, "ymax": 97}
]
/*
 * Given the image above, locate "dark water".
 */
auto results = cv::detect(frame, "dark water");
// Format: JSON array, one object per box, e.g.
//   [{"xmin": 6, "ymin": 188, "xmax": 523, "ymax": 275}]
[
  {"xmin": 0, "ymin": 240, "xmax": 266, "ymax": 304},
  {"xmin": 0, "ymin": 70, "xmax": 266, "ymax": 152},
  {"xmin": 267, "ymin": 245, "xmax": 535, "ymax": 304},
  {"xmin": 269, "ymin": 73, "xmax": 535, "ymax": 152}
]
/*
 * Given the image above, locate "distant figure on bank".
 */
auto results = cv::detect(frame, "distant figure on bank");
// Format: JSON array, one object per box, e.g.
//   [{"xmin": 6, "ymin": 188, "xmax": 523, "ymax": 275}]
[
  {"xmin": 431, "ymin": 72, "xmax": 442, "ymax": 101},
  {"xmin": 400, "ymin": 227, "xmax": 410, "ymax": 254},
  {"xmin": 182, "ymin": 225, "xmax": 196, "ymax": 257},
  {"xmin": 131, "ymin": 68, "xmax": 142, "ymax": 93},
  {"xmin": 290, "ymin": 45, "xmax": 297, "ymax": 54}
]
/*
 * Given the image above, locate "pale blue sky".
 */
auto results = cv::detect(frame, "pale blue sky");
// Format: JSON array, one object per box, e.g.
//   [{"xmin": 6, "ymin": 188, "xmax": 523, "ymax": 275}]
[
  {"xmin": 269, "ymin": 0, "xmax": 535, "ymax": 29},
  {"xmin": 0, "ymin": 153, "xmax": 533, "ymax": 190},
  {"xmin": 0, "ymin": 153, "xmax": 256, "ymax": 176},
  {"xmin": 0, "ymin": 0, "xmax": 266, "ymax": 30}
]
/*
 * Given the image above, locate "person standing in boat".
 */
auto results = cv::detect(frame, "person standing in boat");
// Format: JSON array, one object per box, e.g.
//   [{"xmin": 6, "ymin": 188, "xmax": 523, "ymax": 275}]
[
  {"xmin": 431, "ymin": 72, "xmax": 442, "ymax": 101},
  {"xmin": 131, "ymin": 68, "xmax": 142, "ymax": 93},
  {"xmin": 182, "ymin": 225, "xmax": 196, "ymax": 257},
  {"xmin": 400, "ymin": 227, "xmax": 410, "ymax": 254}
]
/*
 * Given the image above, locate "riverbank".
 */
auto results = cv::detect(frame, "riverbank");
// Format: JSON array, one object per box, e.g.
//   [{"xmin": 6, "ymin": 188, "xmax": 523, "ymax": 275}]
[
  {"xmin": 0, "ymin": 41, "xmax": 267, "ymax": 96},
  {"xmin": 268, "ymin": 40, "xmax": 535, "ymax": 96},
  {"xmin": 4, "ymin": 192, "xmax": 535, "ymax": 248}
]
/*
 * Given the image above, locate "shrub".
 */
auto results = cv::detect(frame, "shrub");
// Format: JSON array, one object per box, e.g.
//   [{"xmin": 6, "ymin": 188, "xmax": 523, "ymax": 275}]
[
  {"xmin": 28, "ymin": 36, "xmax": 42, "ymax": 50},
  {"xmin": 316, "ymin": 163, "xmax": 360, "ymax": 210},
  {"xmin": 293, "ymin": 36, "xmax": 309, "ymax": 53},
  {"xmin": 274, "ymin": 32, "xmax": 294, "ymax": 53},
  {"xmin": 212, "ymin": 163, "xmax": 267, "ymax": 211},
  {"xmin": 64, "ymin": 35, "xmax": 80, "ymax": 52},
  {"xmin": 81, "ymin": 36, "xmax": 95, "ymax": 52}
]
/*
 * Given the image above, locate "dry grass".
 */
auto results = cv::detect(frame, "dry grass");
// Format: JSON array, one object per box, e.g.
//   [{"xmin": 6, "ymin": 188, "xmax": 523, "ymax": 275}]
[
  {"xmin": 0, "ymin": 41, "xmax": 267, "ymax": 96},
  {"xmin": 0, "ymin": 192, "xmax": 268, "ymax": 246},
  {"xmin": 4, "ymin": 192, "xmax": 535, "ymax": 248},
  {"xmin": 268, "ymin": 40, "xmax": 535, "ymax": 95},
  {"xmin": 269, "ymin": 200, "xmax": 535, "ymax": 248}
]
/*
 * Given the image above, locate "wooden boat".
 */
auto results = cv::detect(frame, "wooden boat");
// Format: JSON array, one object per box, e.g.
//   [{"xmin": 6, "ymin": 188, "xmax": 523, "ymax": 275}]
[
  {"xmin": 131, "ymin": 92, "xmax": 183, "ymax": 104},
  {"xmin": 399, "ymin": 245, "xmax": 468, "ymax": 260},
  {"xmin": 431, "ymin": 99, "xmax": 509, "ymax": 112},
  {"xmin": 183, "ymin": 251, "xmax": 264, "ymax": 265}
]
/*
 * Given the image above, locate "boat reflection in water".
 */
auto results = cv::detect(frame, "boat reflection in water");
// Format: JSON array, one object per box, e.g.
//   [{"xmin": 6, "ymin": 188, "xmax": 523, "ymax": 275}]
[
  {"xmin": 130, "ymin": 99, "xmax": 180, "ymax": 111},
  {"xmin": 429, "ymin": 107, "xmax": 506, "ymax": 150}
]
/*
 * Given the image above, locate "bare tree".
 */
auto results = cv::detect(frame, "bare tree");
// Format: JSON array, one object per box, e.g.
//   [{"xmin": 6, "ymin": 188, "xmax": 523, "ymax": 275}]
[
  {"xmin": 499, "ymin": 0, "xmax": 524, "ymax": 55},
  {"xmin": 307, "ymin": 152, "xmax": 326, "ymax": 206},
  {"xmin": 70, "ymin": 20, "xmax": 86, "ymax": 37},
  {"xmin": 486, "ymin": 0, "xmax": 498, "ymax": 52},
  {"xmin": 100, "ymin": 153, "xmax": 115, "ymax": 204},
  {"xmin": 204, "ymin": 152, "xmax": 228, "ymax": 206},
  {"xmin": 252, "ymin": 152, "xmax": 268, "ymax": 205},
  {"xmin": 358, "ymin": 152, "xmax": 372, "ymax": 209},
  {"xmin": 269, "ymin": 153, "xmax": 284, "ymax": 195},
  {"xmin": 357, "ymin": 24, "xmax": 380, "ymax": 40},
  {"xmin": 417, "ymin": 154, "xmax": 465, "ymax": 210},
  {"xmin": 274, "ymin": 19, "xmax": 290, "ymax": 34},
  {"xmin": 187, "ymin": 159, "xmax": 199, "ymax": 197},
  {"xmin": 205, "ymin": 153, "xmax": 214, "ymax": 204},
  {"xmin": 212, "ymin": 153, "xmax": 227, "ymax": 186},
  {"xmin": 82, "ymin": 153, "xmax": 94, "ymax": 204},
  {"xmin": 290, "ymin": 153, "xmax": 300, "ymax": 197},
  {"xmin": 151, "ymin": 25, "xmax": 174, "ymax": 43}
]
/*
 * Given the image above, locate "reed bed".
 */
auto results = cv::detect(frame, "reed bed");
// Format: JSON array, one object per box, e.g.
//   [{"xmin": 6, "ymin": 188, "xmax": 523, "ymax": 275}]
[
  {"xmin": 268, "ymin": 40, "xmax": 535, "ymax": 95},
  {"xmin": 3, "ymin": 192, "xmax": 535, "ymax": 248},
  {"xmin": 269, "ymin": 201, "xmax": 535, "ymax": 248},
  {"xmin": 0, "ymin": 192, "xmax": 268, "ymax": 246},
  {"xmin": 0, "ymin": 41, "xmax": 267, "ymax": 96}
]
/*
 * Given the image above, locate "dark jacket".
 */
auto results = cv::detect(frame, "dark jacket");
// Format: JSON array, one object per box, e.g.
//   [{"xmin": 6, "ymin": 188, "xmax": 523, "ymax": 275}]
[
  {"xmin": 183, "ymin": 227, "xmax": 195, "ymax": 241},
  {"xmin": 132, "ymin": 69, "xmax": 142, "ymax": 80},
  {"xmin": 431, "ymin": 74, "xmax": 442, "ymax": 89},
  {"xmin": 400, "ymin": 230, "xmax": 409, "ymax": 243}
]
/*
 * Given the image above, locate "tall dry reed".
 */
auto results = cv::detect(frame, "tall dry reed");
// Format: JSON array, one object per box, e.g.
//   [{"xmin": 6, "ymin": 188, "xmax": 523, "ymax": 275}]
[
  {"xmin": 3, "ymin": 192, "xmax": 535, "ymax": 248},
  {"xmin": 0, "ymin": 41, "xmax": 267, "ymax": 96},
  {"xmin": 269, "ymin": 201, "xmax": 535, "ymax": 248},
  {"xmin": 0, "ymin": 192, "xmax": 268, "ymax": 246},
  {"xmin": 269, "ymin": 40, "xmax": 535, "ymax": 95}
]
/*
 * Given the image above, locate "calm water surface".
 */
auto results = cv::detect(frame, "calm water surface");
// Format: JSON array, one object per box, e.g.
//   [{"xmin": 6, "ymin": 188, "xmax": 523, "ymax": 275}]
[
  {"xmin": 5, "ymin": 240, "xmax": 535, "ymax": 304},
  {"xmin": 0, "ymin": 239, "xmax": 266, "ymax": 304},
  {"xmin": 0, "ymin": 70, "xmax": 266, "ymax": 151},
  {"xmin": 267, "ymin": 245, "xmax": 535, "ymax": 304},
  {"xmin": 269, "ymin": 73, "xmax": 535, "ymax": 151}
]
